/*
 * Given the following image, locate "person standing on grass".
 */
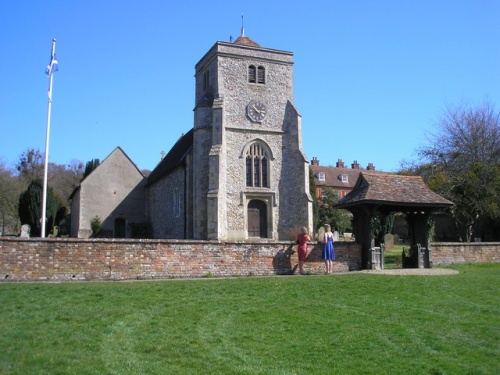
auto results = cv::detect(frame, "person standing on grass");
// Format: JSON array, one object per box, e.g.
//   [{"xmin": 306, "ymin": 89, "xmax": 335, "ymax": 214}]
[
  {"xmin": 296, "ymin": 227, "xmax": 310, "ymax": 275},
  {"xmin": 322, "ymin": 224, "xmax": 335, "ymax": 274}
]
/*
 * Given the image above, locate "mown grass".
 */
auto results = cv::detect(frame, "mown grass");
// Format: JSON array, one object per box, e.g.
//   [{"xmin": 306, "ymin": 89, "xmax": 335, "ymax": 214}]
[
  {"xmin": 385, "ymin": 244, "xmax": 405, "ymax": 268},
  {"xmin": 1, "ymin": 263, "xmax": 499, "ymax": 374}
]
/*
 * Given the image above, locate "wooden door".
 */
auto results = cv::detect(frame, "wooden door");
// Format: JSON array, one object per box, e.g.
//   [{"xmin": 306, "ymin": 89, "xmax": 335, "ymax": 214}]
[{"xmin": 248, "ymin": 200, "xmax": 267, "ymax": 238}]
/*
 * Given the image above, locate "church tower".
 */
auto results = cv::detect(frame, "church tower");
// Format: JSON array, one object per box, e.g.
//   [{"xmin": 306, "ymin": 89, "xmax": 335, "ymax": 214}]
[{"xmin": 192, "ymin": 33, "xmax": 313, "ymax": 240}]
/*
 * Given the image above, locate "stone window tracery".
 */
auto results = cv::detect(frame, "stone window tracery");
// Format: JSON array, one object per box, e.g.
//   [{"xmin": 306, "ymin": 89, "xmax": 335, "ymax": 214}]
[{"xmin": 246, "ymin": 143, "xmax": 269, "ymax": 188}]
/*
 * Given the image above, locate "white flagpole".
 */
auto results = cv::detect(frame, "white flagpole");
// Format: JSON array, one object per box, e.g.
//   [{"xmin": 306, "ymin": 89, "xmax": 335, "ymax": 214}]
[{"xmin": 41, "ymin": 38, "xmax": 56, "ymax": 238}]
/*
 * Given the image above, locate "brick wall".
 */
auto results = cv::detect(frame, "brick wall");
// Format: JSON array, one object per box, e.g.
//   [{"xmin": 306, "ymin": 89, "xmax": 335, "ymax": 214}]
[
  {"xmin": 431, "ymin": 242, "xmax": 500, "ymax": 266},
  {"xmin": 0, "ymin": 238, "xmax": 361, "ymax": 282}
]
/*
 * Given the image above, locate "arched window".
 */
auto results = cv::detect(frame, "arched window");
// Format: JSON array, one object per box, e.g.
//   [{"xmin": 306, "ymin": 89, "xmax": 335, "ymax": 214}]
[{"xmin": 246, "ymin": 143, "xmax": 269, "ymax": 188}]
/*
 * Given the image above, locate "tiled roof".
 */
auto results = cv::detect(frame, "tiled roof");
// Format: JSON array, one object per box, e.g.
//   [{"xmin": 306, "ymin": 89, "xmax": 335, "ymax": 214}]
[
  {"xmin": 233, "ymin": 36, "xmax": 261, "ymax": 47},
  {"xmin": 336, "ymin": 172, "xmax": 453, "ymax": 209},
  {"xmin": 310, "ymin": 165, "xmax": 379, "ymax": 189},
  {"xmin": 147, "ymin": 129, "xmax": 193, "ymax": 185}
]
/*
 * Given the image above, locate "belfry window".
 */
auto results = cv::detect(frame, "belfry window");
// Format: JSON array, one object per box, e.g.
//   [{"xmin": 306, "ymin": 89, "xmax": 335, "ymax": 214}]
[
  {"xmin": 248, "ymin": 65, "xmax": 265, "ymax": 84},
  {"xmin": 257, "ymin": 66, "xmax": 265, "ymax": 84},
  {"xmin": 246, "ymin": 143, "xmax": 269, "ymax": 188}
]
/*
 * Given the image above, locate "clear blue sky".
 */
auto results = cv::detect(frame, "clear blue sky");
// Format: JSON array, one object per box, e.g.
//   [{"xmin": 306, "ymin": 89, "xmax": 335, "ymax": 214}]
[{"xmin": 1, "ymin": 0, "xmax": 499, "ymax": 173}]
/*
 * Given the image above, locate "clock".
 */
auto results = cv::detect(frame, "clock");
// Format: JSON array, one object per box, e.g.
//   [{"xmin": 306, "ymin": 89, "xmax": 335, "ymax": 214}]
[{"xmin": 247, "ymin": 100, "xmax": 267, "ymax": 122}]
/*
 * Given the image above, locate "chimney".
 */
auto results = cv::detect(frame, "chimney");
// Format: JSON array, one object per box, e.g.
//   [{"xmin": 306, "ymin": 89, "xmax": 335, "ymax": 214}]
[
  {"xmin": 336, "ymin": 159, "xmax": 345, "ymax": 168},
  {"xmin": 351, "ymin": 160, "xmax": 360, "ymax": 169},
  {"xmin": 311, "ymin": 157, "xmax": 319, "ymax": 166},
  {"xmin": 367, "ymin": 163, "xmax": 376, "ymax": 171}
]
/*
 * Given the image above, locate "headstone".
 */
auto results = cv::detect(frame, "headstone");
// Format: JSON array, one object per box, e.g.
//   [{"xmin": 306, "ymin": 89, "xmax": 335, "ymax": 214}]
[
  {"xmin": 20, "ymin": 224, "xmax": 30, "ymax": 238},
  {"xmin": 333, "ymin": 231, "xmax": 339, "ymax": 241},
  {"xmin": 384, "ymin": 233, "xmax": 394, "ymax": 251},
  {"xmin": 343, "ymin": 233, "xmax": 352, "ymax": 241},
  {"xmin": 317, "ymin": 226, "xmax": 325, "ymax": 242}
]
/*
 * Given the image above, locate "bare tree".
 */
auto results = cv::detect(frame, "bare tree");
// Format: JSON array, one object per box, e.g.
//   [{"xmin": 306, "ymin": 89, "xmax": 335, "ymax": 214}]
[
  {"xmin": 15, "ymin": 148, "xmax": 45, "ymax": 187},
  {"xmin": 417, "ymin": 101, "xmax": 500, "ymax": 241}
]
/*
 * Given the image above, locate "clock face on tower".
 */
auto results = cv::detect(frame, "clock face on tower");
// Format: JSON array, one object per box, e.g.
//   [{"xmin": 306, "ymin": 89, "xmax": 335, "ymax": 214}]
[{"xmin": 247, "ymin": 100, "xmax": 267, "ymax": 122}]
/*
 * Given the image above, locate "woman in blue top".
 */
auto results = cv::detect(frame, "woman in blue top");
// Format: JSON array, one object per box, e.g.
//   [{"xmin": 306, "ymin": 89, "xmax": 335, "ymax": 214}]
[{"xmin": 322, "ymin": 224, "xmax": 335, "ymax": 274}]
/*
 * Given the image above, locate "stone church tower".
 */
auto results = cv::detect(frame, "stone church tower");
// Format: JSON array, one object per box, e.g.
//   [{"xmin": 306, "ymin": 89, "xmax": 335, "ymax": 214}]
[{"xmin": 148, "ymin": 34, "xmax": 312, "ymax": 240}]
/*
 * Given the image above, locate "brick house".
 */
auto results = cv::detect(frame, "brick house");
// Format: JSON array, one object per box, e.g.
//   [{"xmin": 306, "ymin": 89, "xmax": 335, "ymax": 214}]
[{"xmin": 309, "ymin": 157, "xmax": 379, "ymax": 200}]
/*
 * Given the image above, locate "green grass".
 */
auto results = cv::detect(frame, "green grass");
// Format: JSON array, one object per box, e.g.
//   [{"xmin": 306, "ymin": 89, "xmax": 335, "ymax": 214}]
[
  {"xmin": 1, "ymin": 263, "xmax": 499, "ymax": 375},
  {"xmin": 385, "ymin": 244, "xmax": 405, "ymax": 268}
]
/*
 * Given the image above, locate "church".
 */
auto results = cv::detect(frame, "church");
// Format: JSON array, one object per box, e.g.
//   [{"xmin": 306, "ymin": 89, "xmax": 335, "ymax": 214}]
[{"xmin": 70, "ymin": 33, "xmax": 313, "ymax": 240}]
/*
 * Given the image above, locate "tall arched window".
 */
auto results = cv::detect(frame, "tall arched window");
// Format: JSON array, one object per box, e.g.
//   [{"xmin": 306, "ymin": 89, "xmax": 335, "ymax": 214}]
[{"xmin": 246, "ymin": 143, "xmax": 269, "ymax": 188}]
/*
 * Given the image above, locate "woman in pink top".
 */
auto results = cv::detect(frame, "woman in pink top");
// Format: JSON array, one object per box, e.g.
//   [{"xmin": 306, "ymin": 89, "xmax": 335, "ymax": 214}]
[{"xmin": 296, "ymin": 227, "xmax": 310, "ymax": 275}]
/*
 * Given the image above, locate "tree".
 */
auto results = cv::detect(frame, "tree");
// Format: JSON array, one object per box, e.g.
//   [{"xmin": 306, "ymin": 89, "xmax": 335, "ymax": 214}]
[
  {"xmin": 415, "ymin": 101, "xmax": 500, "ymax": 241},
  {"xmin": 317, "ymin": 187, "xmax": 352, "ymax": 234},
  {"xmin": 48, "ymin": 160, "xmax": 84, "ymax": 207},
  {"xmin": 18, "ymin": 179, "xmax": 66, "ymax": 237},
  {"xmin": 309, "ymin": 169, "xmax": 319, "ymax": 231},
  {"xmin": 16, "ymin": 148, "xmax": 45, "ymax": 187},
  {"xmin": 0, "ymin": 160, "xmax": 22, "ymax": 234},
  {"xmin": 83, "ymin": 159, "xmax": 100, "ymax": 180}
]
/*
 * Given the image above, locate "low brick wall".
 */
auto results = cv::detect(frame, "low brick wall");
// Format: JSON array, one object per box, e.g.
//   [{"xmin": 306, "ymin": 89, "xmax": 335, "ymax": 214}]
[
  {"xmin": 0, "ymin": 238, "xmax": 362, "ymax": 282},
  {"xmin": 431, "ymin": 242, "xmax": 500, "ymax": 266}
]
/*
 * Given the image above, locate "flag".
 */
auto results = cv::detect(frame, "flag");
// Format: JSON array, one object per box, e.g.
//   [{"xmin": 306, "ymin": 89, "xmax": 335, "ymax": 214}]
[{"xmin": 45, "ymin": 53, "xmax": 58, "ymax": 76}]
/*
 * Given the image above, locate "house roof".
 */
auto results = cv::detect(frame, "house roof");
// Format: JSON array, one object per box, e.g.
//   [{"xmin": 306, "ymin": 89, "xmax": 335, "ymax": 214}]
[
  {"xmin": 147, "ymin": 129, "xmax": 194, "ymax": 185},
  {"xmin": 310, "ymin": 164, "xmax": 380, "ymax": 190},
  {"xmin": 336, "ymin": 172, "xmax": 453, "ymax": 210}
]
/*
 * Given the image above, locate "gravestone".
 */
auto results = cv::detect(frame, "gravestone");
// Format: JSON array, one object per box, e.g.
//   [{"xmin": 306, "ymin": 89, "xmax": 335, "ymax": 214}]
[
  {"xmin": 317, "ymin": 226, "xmax": 325, "ymax": 242},
  {"xmin": 384, "ymin": 233, "xmax": 394, "ymax": 251},
  {"xmin": 20, "ymin": 224, "xmax": 30, "ymax": 238},
  {"xmin": 333, "ymin": 231, "xmax": 339, "ymax": 241}
]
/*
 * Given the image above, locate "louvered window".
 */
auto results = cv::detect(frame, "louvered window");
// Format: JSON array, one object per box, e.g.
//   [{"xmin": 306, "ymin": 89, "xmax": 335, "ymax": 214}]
[
  {"xmin": 257, "ymin": 66, "xmax": 265, "ymax": 84},
  {"xmin": 248, "ymin": 65, "xmax": 256, "ymax": 83},
  {"xmin": 246, "ymin": 143, "xmax": 269, "ymax": 187},
  {"xmin": 248, "ymin": 65, "xmax": 265, "ymax": 84}
]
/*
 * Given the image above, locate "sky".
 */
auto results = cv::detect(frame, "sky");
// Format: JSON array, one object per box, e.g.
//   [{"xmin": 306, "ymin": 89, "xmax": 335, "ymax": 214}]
[{"xmin": 1, "ymin": 0, "xmax": 499, "ymax": 174}]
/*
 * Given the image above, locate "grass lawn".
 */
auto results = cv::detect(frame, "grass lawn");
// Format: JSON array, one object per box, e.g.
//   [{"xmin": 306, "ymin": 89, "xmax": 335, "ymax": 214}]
[
  {"xmin": 385, "ymin": 244, "xmax": 406, "ymax": 268},
  {"xmin": 1, "ymin": 263, "xmax": 499, "ymax": 375}
]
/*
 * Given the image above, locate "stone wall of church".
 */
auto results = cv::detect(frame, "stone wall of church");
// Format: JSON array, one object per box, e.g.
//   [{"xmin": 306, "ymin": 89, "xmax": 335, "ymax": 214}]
[
  {"xmin": 72, "ymin": 148, "xmax": 148, "ymax": 239},
  {"xmin": 148, "ymin": 166, "xmax": 186, "ymax": 239},
  {"xmin": 190, "ymin": 41, "xmax": 309, "ymax": 240},
  {"xmin": 0, "ymin": 238, "xmax": 362, "ymax": 281}
]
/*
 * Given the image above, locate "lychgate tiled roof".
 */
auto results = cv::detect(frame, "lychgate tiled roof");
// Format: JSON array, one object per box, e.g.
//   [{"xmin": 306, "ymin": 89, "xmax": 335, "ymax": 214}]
[{"xmin": 336, "ymin": 172, "xmax": 453, "ymax": 209}]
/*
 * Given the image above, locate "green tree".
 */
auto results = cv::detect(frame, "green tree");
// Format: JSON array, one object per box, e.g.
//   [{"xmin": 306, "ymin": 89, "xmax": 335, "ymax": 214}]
[
  {"xmin": 414, "ymin": 101, "xmax": 500, "ymax": 241},
  {"xmin": 317, "ymin": 187, "xmax": 352, "ymax": 234},
  {"xmin": 83, "ymin": 159, "xmax": 100, "ymax": 180},
  {"xmin": 18, "ymin": 179, "xmax": 66, "ymax": 237},
  {"xmin": 309, "ymin": 169, "xmax": 319, "ymax": 230}
]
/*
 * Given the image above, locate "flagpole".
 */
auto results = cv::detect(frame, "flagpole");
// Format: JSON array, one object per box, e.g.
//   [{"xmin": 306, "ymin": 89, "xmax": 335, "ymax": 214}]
[{"xmin": 41, "ymin": 38, "xmax": 56, "ymax": 238}]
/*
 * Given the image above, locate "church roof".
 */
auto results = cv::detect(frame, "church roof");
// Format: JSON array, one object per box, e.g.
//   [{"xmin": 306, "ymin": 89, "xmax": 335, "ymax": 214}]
[
  {"xmin": 336, "ymin": 172, "xmax": 453, "ymax": 210},
  {"xmin": 233, "ymin": 36, "xmax": 261, "ymax": 47},
  {"xmin": 147, "ymin": 129, "xmax": 193, "ymax": 185}
]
